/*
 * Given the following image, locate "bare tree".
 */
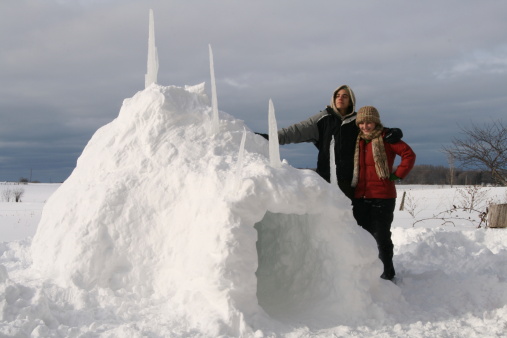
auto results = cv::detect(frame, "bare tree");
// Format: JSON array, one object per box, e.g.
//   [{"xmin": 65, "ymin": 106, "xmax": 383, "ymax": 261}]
[
  {"xmin": 443, "ymin": 120, "xmax": 507, "ymax": 186},
  {"xmin": 2, "ymin": 189, "xmax": 12, "ymax": 202},
  {"xmin": 13, "ymin": 188, "xmax": 25, "ymax": 202}
]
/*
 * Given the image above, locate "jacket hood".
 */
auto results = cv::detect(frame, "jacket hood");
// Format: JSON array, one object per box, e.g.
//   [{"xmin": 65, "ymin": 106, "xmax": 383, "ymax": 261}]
[{"xmin": 330, "ymin": 85, "xmax": 356, "ymax": 116}]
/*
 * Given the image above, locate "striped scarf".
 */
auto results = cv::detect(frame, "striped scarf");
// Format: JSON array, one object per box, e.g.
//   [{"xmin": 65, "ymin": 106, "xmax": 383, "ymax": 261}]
[{"xmin": 351, "ymin": 126, "xmax": 390, "ymax": 187}]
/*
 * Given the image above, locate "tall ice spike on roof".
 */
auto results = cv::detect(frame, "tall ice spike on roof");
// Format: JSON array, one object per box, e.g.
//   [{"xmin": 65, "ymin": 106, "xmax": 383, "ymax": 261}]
[
  {"xmin": 268, "ymin": 99, "xmax": 281, "ymax": 168},
  {"xmin": 330, "ymin": 135, "xmax": 337, "ymax": 185},
  {"xmin": 145, "ymin": 9, "xmax": 159, "ymax": 88},
  {"xmin": 209, "ymin": 44, "xmax": 219, "ymax": 134}
]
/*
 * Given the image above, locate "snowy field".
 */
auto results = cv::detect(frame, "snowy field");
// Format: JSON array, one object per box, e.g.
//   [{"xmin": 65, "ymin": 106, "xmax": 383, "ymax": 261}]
[
  {"xmin": 2, "ymin": 184, "xmax": 507, "ymax": 337},
  {"xmin": 0, "ymin": 183, "xmax": 60, "ymax": 242},
  {"xmin": 1, "ymin": 84, "xmax": 507, "ymax": 337}
]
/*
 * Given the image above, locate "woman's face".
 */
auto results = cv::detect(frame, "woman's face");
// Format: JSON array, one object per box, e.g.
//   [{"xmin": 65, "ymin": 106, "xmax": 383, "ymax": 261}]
[{"xmin": 359, "ymin": 122, "xmax": 376, "ymax": 135}]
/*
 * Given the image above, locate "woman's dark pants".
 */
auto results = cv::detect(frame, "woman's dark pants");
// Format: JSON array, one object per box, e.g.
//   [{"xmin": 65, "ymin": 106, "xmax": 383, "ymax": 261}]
[{"xmin": 352, "ymin": 198, "xmax": 396, "ymax": 280}]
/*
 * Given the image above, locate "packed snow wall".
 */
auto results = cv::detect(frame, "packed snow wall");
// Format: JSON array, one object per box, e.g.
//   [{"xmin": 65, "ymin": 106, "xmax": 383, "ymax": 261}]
[{"xmin": 31, "ymin": 84, "xmax": 403, "ymax": 336}]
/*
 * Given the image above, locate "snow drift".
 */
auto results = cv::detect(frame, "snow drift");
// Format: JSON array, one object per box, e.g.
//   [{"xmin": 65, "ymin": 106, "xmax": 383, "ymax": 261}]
[{"xmin": 30, "ymin": 84, "xmax": 404, "ymax": 336}]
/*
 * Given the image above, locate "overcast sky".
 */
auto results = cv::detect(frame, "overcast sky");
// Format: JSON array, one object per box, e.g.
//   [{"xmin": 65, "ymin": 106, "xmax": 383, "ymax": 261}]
[{"xmin": 1, "ymin": 0, "xmax": 506, "ymax": 182}]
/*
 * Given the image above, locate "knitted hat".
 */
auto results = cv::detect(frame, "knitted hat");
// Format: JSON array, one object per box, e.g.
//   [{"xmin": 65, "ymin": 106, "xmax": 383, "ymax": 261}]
[{"xmin": 356, "ymin": 106, "xmax": 381, "ymax": 125}]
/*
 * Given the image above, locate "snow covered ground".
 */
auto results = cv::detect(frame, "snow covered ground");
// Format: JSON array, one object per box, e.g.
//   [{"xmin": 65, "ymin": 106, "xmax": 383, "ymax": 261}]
[
  {"xmin": 1, "ymin": 85, "xmax": 507, "ymax": 337},
  {"xmin": 2, "ymin": 183, "xmax": 506, "ymax": 337}
]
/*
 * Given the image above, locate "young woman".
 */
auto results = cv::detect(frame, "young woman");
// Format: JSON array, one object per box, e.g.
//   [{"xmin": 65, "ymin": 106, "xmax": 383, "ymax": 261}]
[{"xmin": 351, "ymin": 106, "xmax": 416, "ymax": 281}]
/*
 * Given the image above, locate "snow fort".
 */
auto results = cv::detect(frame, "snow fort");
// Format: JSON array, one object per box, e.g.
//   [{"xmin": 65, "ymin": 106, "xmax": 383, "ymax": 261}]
[{"xmin": 31, "ymin": 84, "xmax": 404, "ymax": 336}]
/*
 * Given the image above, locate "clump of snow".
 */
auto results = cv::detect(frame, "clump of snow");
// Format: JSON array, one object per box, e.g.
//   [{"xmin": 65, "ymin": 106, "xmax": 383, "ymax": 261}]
[{"xmin": 29, "ymin": 84, "xmax": 402, "ymax": 336}]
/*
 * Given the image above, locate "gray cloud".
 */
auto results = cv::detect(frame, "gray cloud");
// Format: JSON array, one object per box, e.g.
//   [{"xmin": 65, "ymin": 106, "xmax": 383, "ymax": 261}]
[{"xmin": 1, "ymin": 0, "xmax": 506, "ymax": 182}]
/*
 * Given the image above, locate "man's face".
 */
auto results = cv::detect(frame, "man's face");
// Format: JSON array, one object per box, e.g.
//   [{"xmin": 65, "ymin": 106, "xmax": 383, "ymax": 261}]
[{"xmin": 334, "ymin": 89, "xmax": 351, "ymax": 115}]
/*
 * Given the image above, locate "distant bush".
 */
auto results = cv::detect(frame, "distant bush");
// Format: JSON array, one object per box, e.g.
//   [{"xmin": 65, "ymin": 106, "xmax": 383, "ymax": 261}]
[
  {"xmin": 1, "ymin": 187, "xmax": 25, "ymax": 202},
  {"xmin": 13, "ymin": 188, "xmax": 24, "ymax": 202},
  {"xmin": 1, "ymin": 189, "xmax": 12, "ymax": 202}
]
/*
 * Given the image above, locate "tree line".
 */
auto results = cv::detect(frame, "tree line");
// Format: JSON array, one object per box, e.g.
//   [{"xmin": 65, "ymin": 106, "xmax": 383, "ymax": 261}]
[{"xmin": 399, "ymin": 165, "xmax": 496, "ymax": 186}]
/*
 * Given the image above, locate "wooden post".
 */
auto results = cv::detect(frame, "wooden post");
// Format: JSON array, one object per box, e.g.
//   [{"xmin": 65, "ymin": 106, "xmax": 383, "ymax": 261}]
[
  {"xmin": 399, "ymin": 191, "xmax": 406, "ymax": 211},
  {"xmin": 488, "ymin": 203, "xmax": 507, "ymax": 228}
]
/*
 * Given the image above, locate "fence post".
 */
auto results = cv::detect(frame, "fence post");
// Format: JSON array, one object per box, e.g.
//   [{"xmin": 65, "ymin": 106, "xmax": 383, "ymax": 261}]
[{"xmin": 399, "ymin": 191, "xmax": 406, "ymax": 211}]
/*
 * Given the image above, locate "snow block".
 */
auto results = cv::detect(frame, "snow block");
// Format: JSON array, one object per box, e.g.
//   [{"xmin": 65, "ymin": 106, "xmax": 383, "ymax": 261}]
[{"xmin": 31, "ymin": 84, "xmax": 404, "ymax": 336}]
